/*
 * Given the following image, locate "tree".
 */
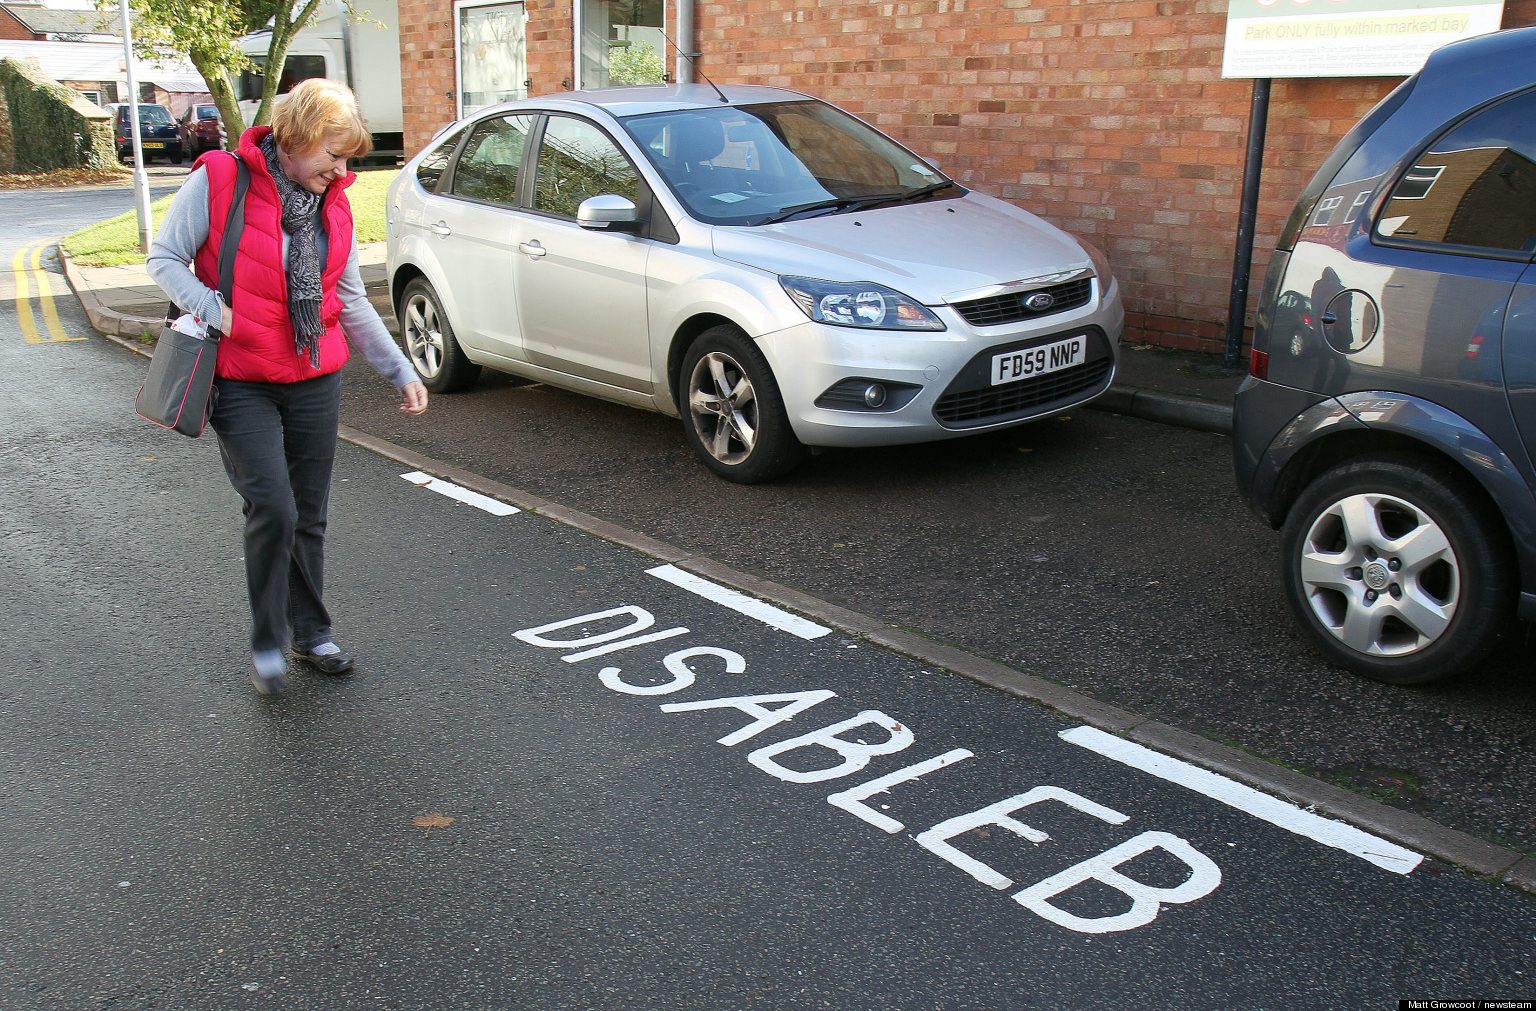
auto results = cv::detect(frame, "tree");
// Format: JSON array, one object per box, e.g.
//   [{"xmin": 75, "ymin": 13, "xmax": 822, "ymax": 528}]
[{"xmin": 103, "ymin": 0, "xmax": 334, "ymax": 149}]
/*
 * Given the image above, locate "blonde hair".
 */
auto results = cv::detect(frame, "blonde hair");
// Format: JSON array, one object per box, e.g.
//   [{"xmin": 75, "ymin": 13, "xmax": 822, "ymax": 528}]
[{"xmin": 271, "ymin": 78, "xmax": 372, "ymax": 159}]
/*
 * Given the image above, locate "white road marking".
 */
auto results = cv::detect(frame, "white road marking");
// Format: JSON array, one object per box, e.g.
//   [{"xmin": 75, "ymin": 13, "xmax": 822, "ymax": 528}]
[
  {"xmin": 400, "ymin": 471, "xmax": 519, "ymax": 516},
  {"xmin": 645, "ymin": 564, "xmax": 831, "ymax": 639},
  {"xmin": 1059, "ymin": 726, "xmax": 1423, "ymax": 875}
]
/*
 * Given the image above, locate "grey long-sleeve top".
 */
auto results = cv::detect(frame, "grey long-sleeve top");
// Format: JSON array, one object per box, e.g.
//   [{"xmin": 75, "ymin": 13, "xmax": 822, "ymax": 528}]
[{"xmin": 145, "ymin": 165, "xmax": 417, "ymax": 390}]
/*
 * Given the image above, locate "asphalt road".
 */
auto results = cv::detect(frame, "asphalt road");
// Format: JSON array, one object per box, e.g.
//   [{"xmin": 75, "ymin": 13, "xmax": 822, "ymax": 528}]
[
  {"xmin": 3, "ymin": 254, "xmax": 1534, "ymax": 1007},
  {"xmin": 336, "ymin": 295, "xmax": 1536, "ymax": 857}
]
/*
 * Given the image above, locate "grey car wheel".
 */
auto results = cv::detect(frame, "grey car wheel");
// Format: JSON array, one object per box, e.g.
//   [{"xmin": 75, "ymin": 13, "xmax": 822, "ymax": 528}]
[
  {"xmin": 1280, "ymin": 456, "xmax": 1512, "ymax": 684},
  {"xmin": 399, "ymin": 277, "xmax": 480, "ymax": 394},
  {"xmin": 680, "ymin": 325, "xmax": 803, "ymax": 483}
]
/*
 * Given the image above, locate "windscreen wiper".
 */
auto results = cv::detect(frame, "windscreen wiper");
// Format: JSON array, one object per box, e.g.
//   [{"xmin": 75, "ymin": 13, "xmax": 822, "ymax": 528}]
[
  {"xmin": 760, "ymin": 182, "xmax": 959, "ymax": 224},
  {"xmin": 758, "ymin": 198, "xmax": 864, "ymax": 225},
  {"xmin": 844, "ymin": 180, "xmax": 958, "ymax": 211}
]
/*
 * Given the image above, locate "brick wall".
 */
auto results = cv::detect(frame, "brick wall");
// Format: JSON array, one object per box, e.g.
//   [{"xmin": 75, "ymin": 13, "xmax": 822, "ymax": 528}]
[
  {"xmin": 0, "ymin": 7, "xmax": 38, "ymax": 40},
  {"xmin": 395, "ymin": 0, "xmax": 1536, "ymax": 352}
]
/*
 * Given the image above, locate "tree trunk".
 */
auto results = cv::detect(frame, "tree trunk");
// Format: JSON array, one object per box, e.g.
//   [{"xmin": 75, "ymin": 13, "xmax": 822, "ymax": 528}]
[
  {"xmin": 255, "ymin": 0, "xmax": 325, "ymax": 131},
  {"xmin": 188, "ymin": 49, "xmax": 246, "ymax": 150}
]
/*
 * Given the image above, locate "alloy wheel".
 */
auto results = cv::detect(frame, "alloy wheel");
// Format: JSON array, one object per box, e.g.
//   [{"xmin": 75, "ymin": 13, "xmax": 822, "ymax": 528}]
[
  {"xmin": 1296, "ymin": 491, "xmax": 1460, "ymax": 657},
  {"xmin": 687, "ymin": 351, "xmax": 759, "ymax": 465},
  {"xmin": 403, "ymin": 292, "xmax": 444, "ymax": 379}
]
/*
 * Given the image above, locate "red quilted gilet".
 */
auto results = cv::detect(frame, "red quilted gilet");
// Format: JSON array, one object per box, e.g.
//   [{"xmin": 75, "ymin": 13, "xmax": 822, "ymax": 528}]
[{"xmin": 194, "ymin": 126, "xmax": 353, "ymax": 383}]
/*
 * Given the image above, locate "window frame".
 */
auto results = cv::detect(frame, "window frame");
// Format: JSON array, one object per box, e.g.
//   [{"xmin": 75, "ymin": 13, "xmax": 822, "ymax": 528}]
[
  {"xmin": 444, "ymin": 113, "xmax": 538, "ymax": 208},
  {"xmin": 525, "ymin": 112, "xmax": 648, "ymax": 223},
  {"xmin": 1371, "ymin": 85, "xmax": 1536, "ymax": 264},
  {"xmin": 573, "ymin": 0, "xmax": 666, "ymax": 91}
]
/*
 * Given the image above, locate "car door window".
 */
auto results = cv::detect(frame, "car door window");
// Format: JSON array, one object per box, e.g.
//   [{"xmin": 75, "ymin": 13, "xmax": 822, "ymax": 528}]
[
  {"xmin": 450, "ymin": 114, "xmax": 535, "ymax": 207},
  {"xmin": 416, "ymin": 124, "xmax": 468, "ymax": 193},
  {"xmin": 531, "ymin": 116, "xmax": 640, "ymax": 219},
  {"xmin": 1375, "ymin": 88, "xmax": 1536, "ymax": 257}
]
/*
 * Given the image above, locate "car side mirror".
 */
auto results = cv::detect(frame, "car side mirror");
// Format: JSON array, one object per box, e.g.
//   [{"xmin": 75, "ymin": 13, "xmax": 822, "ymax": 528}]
[{"xmin": 577, "ymin": 194, "xmax": 642, "ymax": 233}]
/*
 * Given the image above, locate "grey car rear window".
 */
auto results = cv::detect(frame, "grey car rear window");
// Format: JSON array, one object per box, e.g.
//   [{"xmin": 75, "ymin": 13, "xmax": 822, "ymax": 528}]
[{"xmin": 1375, "ymin": 88, "xmax": 1536, "ymax": 258}]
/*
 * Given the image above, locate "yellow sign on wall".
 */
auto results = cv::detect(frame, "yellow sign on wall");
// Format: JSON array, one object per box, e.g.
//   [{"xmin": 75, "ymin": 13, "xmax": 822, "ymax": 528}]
[{"xmin": 1222, "ymin": 0, "xmax": 1506, "ymax": 78}]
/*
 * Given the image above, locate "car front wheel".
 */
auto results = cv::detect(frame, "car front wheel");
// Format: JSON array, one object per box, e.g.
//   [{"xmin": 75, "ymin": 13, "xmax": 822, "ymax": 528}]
[
  {"xmin": 680, "ymin": 325, "xmax": 804, "ymax": 483},
  {"xmin": 1280, "ymin": 455, "xmax": 1513, "ymax": 684},
  {"xmin": 398, "ymin": 277, "xmax": 480, "ymax": 393}
]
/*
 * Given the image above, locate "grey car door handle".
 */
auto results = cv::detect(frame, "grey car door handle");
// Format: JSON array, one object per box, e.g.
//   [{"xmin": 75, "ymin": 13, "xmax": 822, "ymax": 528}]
[
  {"xmin": 519, "ymin": 240, "xmax": 547, "ymax": 258},
  {"xmin": 429, "ymin": 220, "xmax": 451, "ymax": 236}
]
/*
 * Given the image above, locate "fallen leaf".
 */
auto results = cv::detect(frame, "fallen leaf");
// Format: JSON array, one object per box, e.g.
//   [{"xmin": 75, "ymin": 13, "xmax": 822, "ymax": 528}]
[{"xmin": 411, "ymin": 812, "xmax": 456, "ymax": 838}]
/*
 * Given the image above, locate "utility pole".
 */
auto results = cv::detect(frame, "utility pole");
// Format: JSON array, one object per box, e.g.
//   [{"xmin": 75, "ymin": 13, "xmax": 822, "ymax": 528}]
[{"xmin": 118, "ymin": 0, "xmax": 153, "ymax": 253}]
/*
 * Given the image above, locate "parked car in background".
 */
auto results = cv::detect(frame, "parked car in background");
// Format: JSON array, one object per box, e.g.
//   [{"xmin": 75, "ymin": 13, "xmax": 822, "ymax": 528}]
[
  {"xmin": 387, "ymin": 84, "xmax": 1123, "ymax": 482},
  {"xmin": 178, "ymin": 103, "xmax": 224, "ymax": 157},
  {"xmin": 111, "ymin": 103, "xmax": 182, "ymax": 163},
  {"xmin": 1233, "ymin": 26, "xmax": 1536, "ymax": 684}
]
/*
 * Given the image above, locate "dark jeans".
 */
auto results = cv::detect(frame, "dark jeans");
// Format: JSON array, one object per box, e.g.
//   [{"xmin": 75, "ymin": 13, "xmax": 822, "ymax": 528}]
[{"xmin": 209, "ymin": 372, "xmax": 342, "ymax": 654}]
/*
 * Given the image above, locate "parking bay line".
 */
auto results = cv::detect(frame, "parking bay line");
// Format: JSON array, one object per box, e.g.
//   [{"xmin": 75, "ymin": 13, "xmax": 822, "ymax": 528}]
[
  {"xmin": 646, "ymin": 563, "xmax": 831, "ymax": 640},
  {"xmin": 401, "ymin": 471, "xmax": 520, "ymax": 516},
  {"xmin": 1060, "ymin": 726, "xmax": 1422, "ymax": 875}
]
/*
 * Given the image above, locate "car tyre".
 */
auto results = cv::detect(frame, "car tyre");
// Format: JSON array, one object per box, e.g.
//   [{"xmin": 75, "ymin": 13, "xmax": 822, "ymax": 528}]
[
  {"xmin": 680, "ymin": 325, "xmax": 804, "ymax": 483},
  {"xmin": 398, "ymin": 277, "xmax": 480, "ymax": 393},
  {"xmin": 1280, "ymin": 455, "xmax": 1513, "ymax": 684}
]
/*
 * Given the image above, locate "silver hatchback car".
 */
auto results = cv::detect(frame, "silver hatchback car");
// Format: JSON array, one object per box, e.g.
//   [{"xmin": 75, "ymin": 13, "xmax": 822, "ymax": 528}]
[{"xmin": 387, "ymin": 84, "xmax": 1124, "ymax": 482}]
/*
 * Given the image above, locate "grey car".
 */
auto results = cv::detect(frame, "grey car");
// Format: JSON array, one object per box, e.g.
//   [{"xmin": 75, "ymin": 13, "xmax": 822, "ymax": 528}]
[
  {"xmin": 386, "ymin": 84, "xmax": 1123, "ymax": 482},
  {"xmin": 1234, "ymin": 26, "xmax": 1536, "ymax": 684}
]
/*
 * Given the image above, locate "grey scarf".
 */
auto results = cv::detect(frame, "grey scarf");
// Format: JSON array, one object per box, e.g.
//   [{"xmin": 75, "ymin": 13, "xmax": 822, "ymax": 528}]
[{"xmin": 261, "ymin": 134, "xmax": 325, "ymax": 367}]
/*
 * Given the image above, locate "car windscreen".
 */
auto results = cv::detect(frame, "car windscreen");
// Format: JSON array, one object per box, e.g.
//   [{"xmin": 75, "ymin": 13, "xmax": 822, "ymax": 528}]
[
  {"xmin": 138, "ymin": 105, "xmax": 172, "ymax": 124},
  {"xmin": 621, "ymin": 100, "xmax": 958, "ymax": 225},
  {"xmin": 196, "ymin": 106, "xmax": 218, "ymax": 119}
]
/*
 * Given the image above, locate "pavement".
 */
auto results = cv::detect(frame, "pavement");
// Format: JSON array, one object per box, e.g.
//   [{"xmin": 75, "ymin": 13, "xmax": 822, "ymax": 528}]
[{"xmin": 59, "ymin": 241, "xmax": 1247, "ymax": 434}]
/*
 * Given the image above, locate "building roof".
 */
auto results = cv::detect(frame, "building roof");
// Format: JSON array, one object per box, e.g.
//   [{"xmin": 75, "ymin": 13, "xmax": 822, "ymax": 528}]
[
  {"xmin": 0, "ymin": 39, "xmax": 204, "ymax": 91},
  {"xmin": 0, "ymin": 4, "xmax": 120, "ymax": 38}
]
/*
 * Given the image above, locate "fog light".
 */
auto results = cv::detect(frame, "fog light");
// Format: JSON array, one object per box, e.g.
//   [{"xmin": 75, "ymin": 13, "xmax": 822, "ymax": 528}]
[{"xmin": 863, "ymin": 383, "xmax": 888, "ymax": 408}]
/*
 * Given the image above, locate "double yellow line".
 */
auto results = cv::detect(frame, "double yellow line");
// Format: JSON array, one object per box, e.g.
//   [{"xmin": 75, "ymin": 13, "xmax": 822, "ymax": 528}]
[{"xmin": 13, "ymin": 240, "xmax": 86, "ymax": 345}]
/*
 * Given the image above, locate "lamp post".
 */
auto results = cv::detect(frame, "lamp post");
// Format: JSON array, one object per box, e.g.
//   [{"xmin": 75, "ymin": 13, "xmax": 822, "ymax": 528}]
[{"xmin": 118, "ymin": 0, "xmax": 153, "ymax": 253}]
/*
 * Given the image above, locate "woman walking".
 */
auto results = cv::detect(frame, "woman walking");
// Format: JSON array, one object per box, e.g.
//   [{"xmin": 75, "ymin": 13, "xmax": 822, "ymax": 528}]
[{"xmin": 147, "ymin": 79, "xmax": 428, "ymax": 696}]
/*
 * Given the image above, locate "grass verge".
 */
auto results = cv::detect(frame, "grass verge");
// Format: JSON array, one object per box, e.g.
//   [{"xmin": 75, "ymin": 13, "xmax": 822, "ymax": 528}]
[{"xmin": 61, "ymin": 166, "xmax": 395, "ymax": 268}]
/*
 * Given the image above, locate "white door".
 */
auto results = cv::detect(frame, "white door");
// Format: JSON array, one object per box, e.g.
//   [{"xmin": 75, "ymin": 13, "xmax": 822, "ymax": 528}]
[
  {"xmin": 455, "ymin": 0, "xmax": 529, "ymax": 119},
  {"xmin": 426, "ymin": 112, "xmax": 537, "ymax": 362}
]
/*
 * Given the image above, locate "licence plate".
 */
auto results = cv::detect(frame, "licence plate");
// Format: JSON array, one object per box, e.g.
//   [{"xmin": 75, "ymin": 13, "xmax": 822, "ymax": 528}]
[
  {"xmin": 143, "ymin": 142, "xmax": 164, "ymax": 149},
  {"xmin": 991, "ymin": 334, "xmax": 1087, "ymax": 386}
]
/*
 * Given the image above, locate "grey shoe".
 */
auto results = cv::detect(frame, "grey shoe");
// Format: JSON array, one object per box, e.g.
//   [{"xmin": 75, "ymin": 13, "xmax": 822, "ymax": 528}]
[
  {"xmin": 250, "ymin": 666, "xmax": 289, "ymax": 696},
  {"xmin": 292, "ymin": 644, "xmax": 354, "ymax": 676},
  {"xmin": 251, "ymin": 649, "xmax": 288, "ymax": 696}
]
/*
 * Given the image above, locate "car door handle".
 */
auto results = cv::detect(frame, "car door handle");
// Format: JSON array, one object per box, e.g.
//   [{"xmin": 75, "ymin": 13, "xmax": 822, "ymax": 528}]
[
  {"xmin": 429, "ymin": 220, "xmax": 451, "ymax": 236},
  {"xmin": 519, "ymin": 240, "xmax": 547, "ymax": 258}
]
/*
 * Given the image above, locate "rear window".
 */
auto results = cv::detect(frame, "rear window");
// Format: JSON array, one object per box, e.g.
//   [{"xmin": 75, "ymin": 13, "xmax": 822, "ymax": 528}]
[
  {"xmin": 1374, "ymin": 88, "xmax": 1536, "ymax": 258},
  {"xmin": 128, "ymin": 105, "xmax": 172, "ymax": 125}
]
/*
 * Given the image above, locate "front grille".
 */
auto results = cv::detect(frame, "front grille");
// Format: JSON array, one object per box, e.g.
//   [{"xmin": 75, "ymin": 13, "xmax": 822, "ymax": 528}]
[
  {"xmin": 952, "ymin": 277, "xmax": 1093, "ymax": 327},
  {"xmin": 935, "ymin": 358, "xmax": 1110, "ymax": 424},
  {"xmin": 933, "ymin": 326, "xmax": 1112, "ymax": 427}
]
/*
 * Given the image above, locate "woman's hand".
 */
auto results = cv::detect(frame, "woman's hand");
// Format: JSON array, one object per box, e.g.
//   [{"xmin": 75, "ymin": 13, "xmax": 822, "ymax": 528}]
[
  {"xmin": 220, "ymin": 304, "xmax": 233, "ymax": 336},
  {"xmin": 400, "ymin": 380, "xmax": 428, "ymax": 415}
]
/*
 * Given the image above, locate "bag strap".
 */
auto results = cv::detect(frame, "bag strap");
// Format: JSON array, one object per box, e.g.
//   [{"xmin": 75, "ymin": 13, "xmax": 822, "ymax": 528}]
[{"xmin": 210, "ymin": 152, "xmax": 249, "ymax": 336}]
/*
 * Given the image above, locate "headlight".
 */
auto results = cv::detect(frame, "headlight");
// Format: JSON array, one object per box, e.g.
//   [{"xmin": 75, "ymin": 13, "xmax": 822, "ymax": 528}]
[{"xmin": 780, "ymin": 276, "xmax": 945, "ymax": 331}]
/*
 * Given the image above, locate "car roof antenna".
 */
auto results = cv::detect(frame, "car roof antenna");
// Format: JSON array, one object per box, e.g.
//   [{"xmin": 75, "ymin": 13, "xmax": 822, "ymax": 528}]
[{"xmin": 660, "ymin": 30, "xmax": 729, "ymax": 104}]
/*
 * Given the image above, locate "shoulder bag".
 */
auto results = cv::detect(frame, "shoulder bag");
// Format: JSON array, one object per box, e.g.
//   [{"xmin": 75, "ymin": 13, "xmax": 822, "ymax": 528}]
[{"xmin": 133, "ymin": 154, "xmax": 249, "ymax": 437}]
